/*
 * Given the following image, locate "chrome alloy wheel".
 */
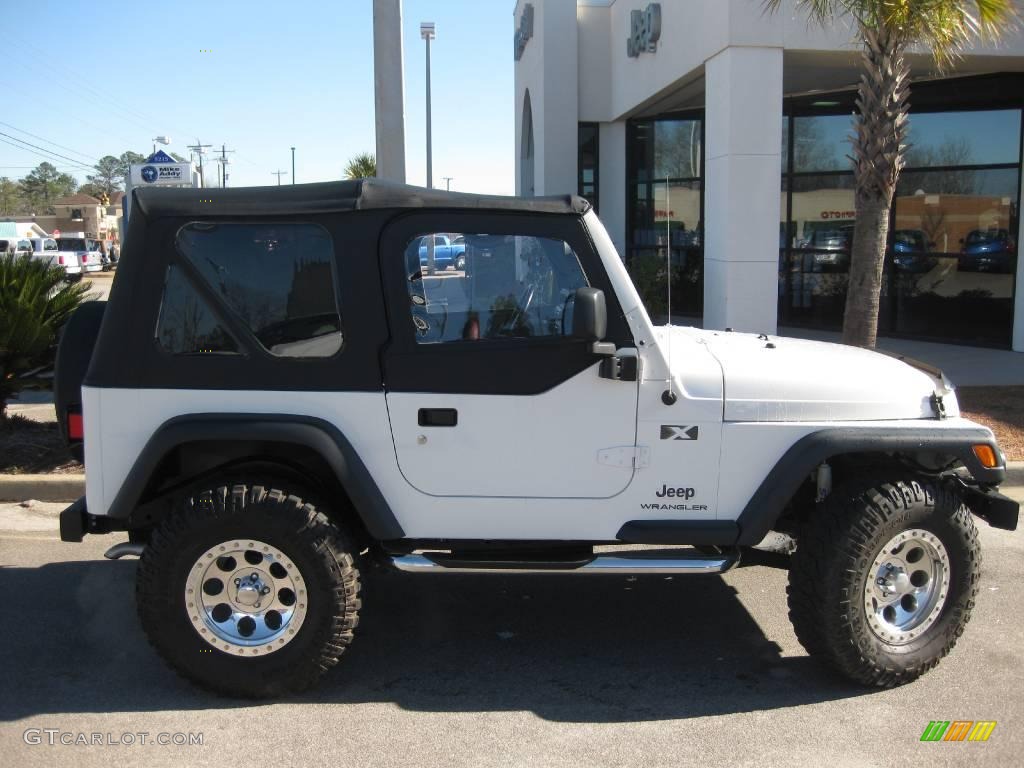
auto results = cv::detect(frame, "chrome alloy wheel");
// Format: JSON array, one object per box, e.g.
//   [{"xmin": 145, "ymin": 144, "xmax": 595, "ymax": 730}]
[
  {"xmin": 863, "ymin": 528, "xmax": 951, "ymax": 645},
  {"xmin": 185, "ymin": 539, "xmax": 307, "ymax": 655}
]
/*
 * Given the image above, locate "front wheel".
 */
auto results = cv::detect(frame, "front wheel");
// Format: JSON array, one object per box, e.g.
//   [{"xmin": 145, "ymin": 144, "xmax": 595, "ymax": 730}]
[
  {"xmin": 787, "ymin": 473, "xmax": 981, "ymax": 687},
  {"xmin": 136, "ymin": 484, "xmax": 361, "ymax": 697}
]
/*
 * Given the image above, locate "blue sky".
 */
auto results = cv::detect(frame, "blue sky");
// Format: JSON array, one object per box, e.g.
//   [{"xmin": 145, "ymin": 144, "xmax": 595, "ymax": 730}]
[{"xmin": 0, "ymin": 0, "xmax": 515, "ymax": 193}]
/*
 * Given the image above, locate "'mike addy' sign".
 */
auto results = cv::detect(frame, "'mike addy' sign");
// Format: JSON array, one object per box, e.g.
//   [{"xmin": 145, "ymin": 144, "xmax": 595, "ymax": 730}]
[{"xmin": 627, "ymin": 3, "xmax": 661, "ymax": 58}]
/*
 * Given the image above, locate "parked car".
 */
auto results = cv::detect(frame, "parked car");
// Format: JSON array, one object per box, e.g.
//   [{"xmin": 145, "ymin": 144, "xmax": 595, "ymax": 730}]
[
  {"xmin": 28, "ymin": 236, "xmax": 79, "ymax": 275},
  {"xmin": 55, "ymin": 179, "xmax": 1016, "ymax": 698},
  {"xmin": 892, "ymin": 229, "xmax": 937, "ymax": 273},
  {"xmin": 958, "ymin": 229, "xmax": 1016, "ymax": 274},
  {"xmin": 56, "ymin": 236, "xmax": 104, "ymax": 278},
  {"xmin": 0, "ymin": 237, "xmax": 33, "ymax": 257},
  {"xmin": 417, "ymin": 233, "xmax": 466, "ymax": 271},
  {"xmin": 805, "ymin": 226, "xmax": 852, "ymax": 272}
]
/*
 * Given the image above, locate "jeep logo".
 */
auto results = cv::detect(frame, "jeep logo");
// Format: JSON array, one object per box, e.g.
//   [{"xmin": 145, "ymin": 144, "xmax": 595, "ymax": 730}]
[
  {"xmin": 656, "ymin": 485, "xmax": 695, "ymax": 499},
  {"xmin": 627, "ymin": 3, "xmax": 661, "ymax": 58}
]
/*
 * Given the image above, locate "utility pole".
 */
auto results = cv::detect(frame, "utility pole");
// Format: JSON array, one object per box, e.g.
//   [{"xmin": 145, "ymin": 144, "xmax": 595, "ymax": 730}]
[
  {"xmin": 216, "ymin": 144, "xmax": 235, "ymax": 188},
  {"xmin": 272, "ymin": 170, "xmax": 288, "ymax": 185},
  {"xmin": 442, "ymin": 176, "xmax": 453, "ymax": 191},
  {"xmin": 420, "ymin": 22, "xmax": 435, "ymax": 189},
  {"xmin": 187, "ymin": 140, "xmax": 212, "ymax": 187},
  {"xmin": 291, "ymin": 147, "xmax": 296, "ymax": 184}
]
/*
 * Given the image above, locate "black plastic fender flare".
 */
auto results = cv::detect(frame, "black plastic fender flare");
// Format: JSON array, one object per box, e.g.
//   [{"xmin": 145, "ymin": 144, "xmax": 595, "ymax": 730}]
[
  {"xmin": 105, "ymin": 413, "xmax": 404, "ymax": 540},
  {"xmin": 734, "ymin": 426, "xmax": 1007, "ymax": 546}
]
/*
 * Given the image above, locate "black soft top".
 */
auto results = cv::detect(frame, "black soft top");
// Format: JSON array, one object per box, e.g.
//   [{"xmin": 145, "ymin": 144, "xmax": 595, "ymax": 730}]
[{"xmin": 131, "ymin": 179, "xmax": 590, "ymax": 218}]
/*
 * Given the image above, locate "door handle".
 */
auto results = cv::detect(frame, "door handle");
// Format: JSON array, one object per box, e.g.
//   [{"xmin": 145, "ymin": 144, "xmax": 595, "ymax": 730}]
[{"xmin": 418, "ymin": 408, "xmax": 458, "ymax": 427}]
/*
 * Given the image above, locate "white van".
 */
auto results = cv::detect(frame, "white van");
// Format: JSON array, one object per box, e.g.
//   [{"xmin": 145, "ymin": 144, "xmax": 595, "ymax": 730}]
[{"xmin": 55, "ymin": 235, "xmax": 104, "ymax": 277}]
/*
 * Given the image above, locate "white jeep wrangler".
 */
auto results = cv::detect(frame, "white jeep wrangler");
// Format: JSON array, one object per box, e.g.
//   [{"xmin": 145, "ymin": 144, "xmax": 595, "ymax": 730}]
[{"xmin": 56, "ymin": 180, "xmax": 1018, "ymax": 697}]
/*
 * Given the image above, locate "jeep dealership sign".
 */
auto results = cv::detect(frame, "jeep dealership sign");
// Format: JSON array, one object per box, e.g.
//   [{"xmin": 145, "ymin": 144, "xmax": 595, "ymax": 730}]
[
  {"xmin": 627, "ymin": 3, "xmax": 661, "ymax": 57},
  {"xmin": 129, "ymin": 162, "xmax": 192, "ymax": 186}
]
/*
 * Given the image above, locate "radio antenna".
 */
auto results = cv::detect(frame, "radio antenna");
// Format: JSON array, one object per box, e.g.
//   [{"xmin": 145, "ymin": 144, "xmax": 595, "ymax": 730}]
[{"xmin": 663, "ymin": 177, "xmax": 677, "ymax": 404}]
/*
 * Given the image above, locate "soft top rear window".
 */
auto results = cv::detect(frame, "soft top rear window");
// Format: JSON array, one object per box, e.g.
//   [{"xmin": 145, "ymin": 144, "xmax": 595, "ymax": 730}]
[{"xmin": 172, "ymin": 221, "xmax": 344, "ymax": 358}]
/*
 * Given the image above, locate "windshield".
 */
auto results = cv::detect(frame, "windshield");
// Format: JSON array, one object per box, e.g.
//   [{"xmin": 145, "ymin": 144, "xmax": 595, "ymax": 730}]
[
  {"xmin": 965, "ymin": 230, "xmax": 1007, "ymax": 245},
  {"xmin": 57, "ymin": 238, "xmax": 87, "ymax": 251}
]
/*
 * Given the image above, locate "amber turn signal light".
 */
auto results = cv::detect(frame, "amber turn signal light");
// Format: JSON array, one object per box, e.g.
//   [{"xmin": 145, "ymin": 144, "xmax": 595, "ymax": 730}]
[{"xmin": 972, "ymin": 444, "xmax": 999, "ymax": 468}]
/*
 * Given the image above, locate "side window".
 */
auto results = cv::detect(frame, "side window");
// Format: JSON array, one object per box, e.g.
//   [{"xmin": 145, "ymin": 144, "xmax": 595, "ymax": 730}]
[
  {"xmin": 404, "ymin": 232, "xmax": 588, "ymax": 343},
  {"xmin": 156, "ymin": 266, "xmax": 240, "ymax": 355},
  {"xmin": 173, "ymin": 222, "xmax": 344, "ymax": 358}
]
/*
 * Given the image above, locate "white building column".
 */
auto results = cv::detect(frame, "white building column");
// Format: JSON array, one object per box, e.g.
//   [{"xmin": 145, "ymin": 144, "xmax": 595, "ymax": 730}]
[
  {"xmin": 1014, "ymin": 163, "xmax": 1024, "ymax": 352},
  {"xmin": 373, "ymin": 0, "xmax": 406, "ymax": 183},
  {"xmin": 598, "ymin": 120, "xmax": 626, "ymax": 258},
  {"xmin": 703, "ymin": 46, "xmax": 783, "ymax": 333}
]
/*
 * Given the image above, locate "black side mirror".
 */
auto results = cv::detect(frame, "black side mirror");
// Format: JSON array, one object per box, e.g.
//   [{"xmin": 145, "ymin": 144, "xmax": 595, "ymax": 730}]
[{"xmin": 572, "ymin": 287, "xmax": 608, "ymax": 344}]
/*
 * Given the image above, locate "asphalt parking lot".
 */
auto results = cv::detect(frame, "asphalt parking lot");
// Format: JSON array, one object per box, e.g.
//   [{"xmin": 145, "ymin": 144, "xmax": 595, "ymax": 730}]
[{"xmin": 0, "ymin": 504, "xmax": 1021, "ymax": 767}]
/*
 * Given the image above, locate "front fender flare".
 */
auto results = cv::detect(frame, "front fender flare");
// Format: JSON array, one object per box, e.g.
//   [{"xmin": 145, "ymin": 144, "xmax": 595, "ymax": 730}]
[{"xmin": 735, "ymin": 426, "xmax": 1005, "ymax": 546}]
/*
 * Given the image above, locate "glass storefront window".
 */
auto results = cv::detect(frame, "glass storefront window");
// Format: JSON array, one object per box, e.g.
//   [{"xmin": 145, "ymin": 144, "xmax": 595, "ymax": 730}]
[
  {"xmin": 627, "ymin": 115, "xmax": 704, "ymax": 322},
  {"xmin": 890, "ymin": 167, "xmax": 1019, "ymax": 346},
  {"xmin": 578, "ymin": 123, "xmax": 599, "ymax": 212},
  {"xmin": 629, "ymin": 118, "xmax": 702, "ymax": 182},
  {"xmin": 781, "ymin": 89, "xmax": 1022, "ymax": 348},
  {"xmin": 792, "ymin": 114, "xmax": 855, "ymax": 173},
  {"xmin": 905, "ymin": 110, "xmax": 1022, "ymax": 167}
]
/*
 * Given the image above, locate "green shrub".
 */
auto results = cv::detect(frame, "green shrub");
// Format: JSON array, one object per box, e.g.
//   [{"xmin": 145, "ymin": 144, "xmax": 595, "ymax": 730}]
[{"xmin": 0, "ymin": 254, "xmax": 89, "ymax": 416}]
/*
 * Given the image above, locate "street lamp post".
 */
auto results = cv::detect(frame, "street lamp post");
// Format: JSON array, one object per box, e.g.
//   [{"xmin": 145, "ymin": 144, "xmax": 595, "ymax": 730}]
[
  {"xmin": 420, "ymin": 22, "xmax": 435, "ymax": 190},
  {"xmin": 291, "ymin": 146, "xmax": 295, "ymax": 184}
]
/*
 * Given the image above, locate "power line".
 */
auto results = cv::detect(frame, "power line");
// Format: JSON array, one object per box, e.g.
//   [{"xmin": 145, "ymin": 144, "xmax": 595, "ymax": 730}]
[
  {"xmin": 0, "ymin": 136, "xmax": 92, "ymax": 171},
  {"xmin": 271, "ymin": 170, "xmax": 288, "ymax": 185},
  {"xmin": 0, "ymin": 122, "xmax": 98, "ymax": 163},
  {"xmin": 0, "ymin": 134, "xmax": 93, "ymax": 171}
]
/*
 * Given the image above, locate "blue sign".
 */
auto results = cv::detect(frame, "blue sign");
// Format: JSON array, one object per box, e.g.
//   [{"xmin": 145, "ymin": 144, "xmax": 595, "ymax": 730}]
[
  {"xmin": 146, "ymin": 150, "xmax": 176, "ymax": 164},
  {"xmin": 140, "ymin": 166, "xmax": 159, "ymax": 183}
]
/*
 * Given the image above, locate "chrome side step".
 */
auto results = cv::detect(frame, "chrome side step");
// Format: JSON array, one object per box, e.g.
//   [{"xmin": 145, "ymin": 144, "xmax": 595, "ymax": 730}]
[
  {"xmin": 389, "ymin": 551, "xmax": 736, "ymax": 575},
  {"xmin": 104, "ymin": 542, "xmax": 145, "ymax": 559}
]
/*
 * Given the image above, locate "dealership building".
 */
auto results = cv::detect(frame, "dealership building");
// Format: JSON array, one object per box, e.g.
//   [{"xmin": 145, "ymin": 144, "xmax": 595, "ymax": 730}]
[{"xmin": 513, "ymin": 0, "xmax": 1024, "ymax": 350}]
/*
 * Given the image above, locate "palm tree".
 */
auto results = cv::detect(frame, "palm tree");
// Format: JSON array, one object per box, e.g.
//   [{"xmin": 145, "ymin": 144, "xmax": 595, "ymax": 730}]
[
  {"xmin": 766, "ymin": 0, "xmax": 1019, "ymax": 348},
  {"xmin": 0, "ymin": 254, "xmax": 90, "ymax": 417},
  {"xmin": 343, "ymin": 153, "xmax": 376, "ymax": 180}
]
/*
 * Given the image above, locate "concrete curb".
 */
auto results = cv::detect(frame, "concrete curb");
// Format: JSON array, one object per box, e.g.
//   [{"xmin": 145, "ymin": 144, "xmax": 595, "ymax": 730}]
[
  {"xmin": 1, "ymin": 463, "xmax": 1022, "ymax": 504},
  {"xmin": 0, "ymin": 474, "xmax": 84, "ymax": 503}
]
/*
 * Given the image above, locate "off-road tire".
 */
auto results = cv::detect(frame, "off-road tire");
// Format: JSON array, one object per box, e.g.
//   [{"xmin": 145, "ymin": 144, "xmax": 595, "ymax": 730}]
[
  {"xmin": 136, "ymin": 484, "xmax": 361, "ymax": 697},
  {"xmin": 787, "ymin": 472, "xmax": 981, "ymax": 687}
]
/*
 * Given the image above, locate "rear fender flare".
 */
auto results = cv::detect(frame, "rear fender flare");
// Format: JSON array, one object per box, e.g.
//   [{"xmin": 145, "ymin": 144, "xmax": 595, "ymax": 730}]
[{"xmin": 106, "ymin": 413, "xmax": 404, "ymax": 540}]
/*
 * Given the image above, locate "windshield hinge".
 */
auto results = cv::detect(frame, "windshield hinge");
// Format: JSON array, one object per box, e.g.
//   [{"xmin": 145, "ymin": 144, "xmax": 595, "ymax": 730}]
[
  {"xmin": 930, "ymin": 393, "xmax": 947, "ymax": 420},
  {"xmin": 597, "ymin": 446, "xmax": 650, "ymax": 469}
]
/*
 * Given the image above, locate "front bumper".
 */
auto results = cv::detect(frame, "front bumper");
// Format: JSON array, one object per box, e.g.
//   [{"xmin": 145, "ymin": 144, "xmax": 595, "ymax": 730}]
[
  {"xmin": 957, "ymin": 480, "xmax": 1019, "ymax": 531},
  {"xmin": 59, "ymin": 497, "xmax": 125, "ymax": 542}
]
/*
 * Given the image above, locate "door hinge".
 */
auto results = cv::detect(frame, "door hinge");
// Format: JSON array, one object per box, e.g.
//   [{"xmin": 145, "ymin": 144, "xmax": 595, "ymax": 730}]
[
  {"xmin": 599, "ymin": 352, "xmax": 640, "ymax": 381},
  {"xmin": 597, "ymin": 446, "xmax": 650, "ymax": 468}
]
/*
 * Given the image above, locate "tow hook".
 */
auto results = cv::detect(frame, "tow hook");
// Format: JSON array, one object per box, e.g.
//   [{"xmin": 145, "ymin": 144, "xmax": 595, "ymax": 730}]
[{"xmin": 816, "ymin": 462, "xmax": 832, "ymax": 502}]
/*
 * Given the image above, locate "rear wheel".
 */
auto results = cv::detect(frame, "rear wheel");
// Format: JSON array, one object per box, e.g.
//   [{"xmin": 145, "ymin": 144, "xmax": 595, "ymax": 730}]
[
  {"xmin": 787, "ymin": 472, "xmax": 980, "ymax": 687},
  {"xmin": 136, "ymin": 483, "xmax": 361, "ymax": 697}
]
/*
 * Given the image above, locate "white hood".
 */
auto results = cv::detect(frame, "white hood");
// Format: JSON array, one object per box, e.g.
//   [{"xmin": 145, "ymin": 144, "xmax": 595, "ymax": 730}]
[{"xmin": 657, "ymin": 327, "xmax": 956, "ymax": 422}]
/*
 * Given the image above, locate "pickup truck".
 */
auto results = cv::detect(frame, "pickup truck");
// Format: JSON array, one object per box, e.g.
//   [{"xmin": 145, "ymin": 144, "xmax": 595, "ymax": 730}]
[{"xmin": 417, "ymin": 234, "xmax": 466, "ymax": 271}]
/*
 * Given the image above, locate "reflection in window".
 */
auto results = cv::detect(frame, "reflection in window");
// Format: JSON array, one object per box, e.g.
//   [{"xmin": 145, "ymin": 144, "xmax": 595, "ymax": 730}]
[
  {"xmin": 791, "ymin": 115, "xmax": 854, "ymax": 173},
  {"xmin": 157, "ymin": 266, "xmax": 239, "ymax": 355},
  {"xmin": 175, "ymin": 222, "xmax": 343, "ymax": 358},
  {"xmin": 905, "ymin": 110, "xmax": 1021, "ymax": 167},
  {"xmin": 404, "ymin": 233, "xmax": 588, "ymax": 344},
  {"xmin": 578, "ymin": 123, "xmax": 599, "ymax": 212}
]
